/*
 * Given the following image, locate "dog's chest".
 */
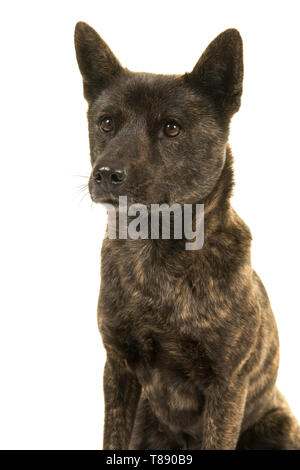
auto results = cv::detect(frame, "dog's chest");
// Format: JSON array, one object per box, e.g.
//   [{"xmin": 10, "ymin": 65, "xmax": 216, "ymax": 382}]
[
  {"xmin": 102, "ymin": 240, "xmax": 216, "ymax": 381},
  {"xmin": 101, "ymin": 240, "xmax": 217, "ymax": 433}
]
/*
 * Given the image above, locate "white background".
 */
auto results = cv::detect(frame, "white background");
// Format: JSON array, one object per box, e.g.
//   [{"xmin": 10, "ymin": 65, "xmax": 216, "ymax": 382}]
[{"xmin": 0, "ymin": 0, "xmax": 299, "ymax": 450}]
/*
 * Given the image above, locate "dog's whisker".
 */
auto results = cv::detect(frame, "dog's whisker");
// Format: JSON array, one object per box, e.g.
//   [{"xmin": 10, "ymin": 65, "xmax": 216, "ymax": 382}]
[
  {"xmin": 73, "ymin": 183, "xmax": 89, "ymax": 194},
  {"xmin": 71, "ymin": 174, "xmax": 90, "ymax": 179},
  {"xmin": 74, "ymin": 190, "xmax": 90, "ymax": 207}
]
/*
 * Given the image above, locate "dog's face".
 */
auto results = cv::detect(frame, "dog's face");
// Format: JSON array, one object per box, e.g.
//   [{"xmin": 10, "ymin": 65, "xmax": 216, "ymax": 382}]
[{"xmin": 75, "ymin": 23, "xmax": 243, "ymax": 206}]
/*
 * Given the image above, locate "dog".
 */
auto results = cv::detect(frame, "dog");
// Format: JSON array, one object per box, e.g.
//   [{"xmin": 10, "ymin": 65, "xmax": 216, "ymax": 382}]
[{"xmin": 74, "ymin": 22, "xmax": 300, "ymax": 449}]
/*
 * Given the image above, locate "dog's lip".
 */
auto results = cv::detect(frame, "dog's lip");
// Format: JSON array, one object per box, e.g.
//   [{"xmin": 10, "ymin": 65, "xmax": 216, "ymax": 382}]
[
  {"xmin": 92, "ymin": 195, "xmax": 119, "ymax": 204},
  {"xmin": 90, "ymin": 189, "xmax": 120, "ymax": 205}
]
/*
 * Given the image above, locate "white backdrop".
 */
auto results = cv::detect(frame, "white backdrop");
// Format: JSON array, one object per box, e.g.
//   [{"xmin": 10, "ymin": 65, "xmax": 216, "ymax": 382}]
[{"xmin": 0, "ymin": 0, "xmax": 299, "ymax": 450}]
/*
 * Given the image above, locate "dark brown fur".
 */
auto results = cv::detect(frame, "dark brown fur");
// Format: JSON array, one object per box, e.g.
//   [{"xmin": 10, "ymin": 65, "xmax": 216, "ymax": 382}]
[{"xmin": 74, "ymin": 22, "xmax": 300, "ymax": 449}]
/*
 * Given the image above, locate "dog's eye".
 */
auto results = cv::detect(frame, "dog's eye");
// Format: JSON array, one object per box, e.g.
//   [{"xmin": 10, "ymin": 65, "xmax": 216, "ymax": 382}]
[
  {"xmin": 99, "ymin": 117, "xmax": 114, "ymax": 133},
  {"xmin": 163, "ymin": 121, "xmax": 181, "ymax": 138}
]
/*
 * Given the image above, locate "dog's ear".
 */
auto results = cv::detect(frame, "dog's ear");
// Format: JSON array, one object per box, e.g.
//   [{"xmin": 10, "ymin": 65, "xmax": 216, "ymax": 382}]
[
  {"xmin": 185, "ymin": 29, "xmax": 243, "ymax": 117},
  {"xmin": 74, "ymin": 22, "xmax": 123, "ymax": 102}
]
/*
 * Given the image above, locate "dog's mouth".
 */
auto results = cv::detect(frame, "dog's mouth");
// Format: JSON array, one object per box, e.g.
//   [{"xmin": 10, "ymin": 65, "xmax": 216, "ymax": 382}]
[
  {"xmin": 88, "ymin": 175, "xmax": 168, "ymax": 207},
  {"xmin": 90, "ymin": 191, "xmax": 120, "ymax": 206},
  {"xmin": 89, "ymin": 178, "xmax": 148, "ymax": 207}
]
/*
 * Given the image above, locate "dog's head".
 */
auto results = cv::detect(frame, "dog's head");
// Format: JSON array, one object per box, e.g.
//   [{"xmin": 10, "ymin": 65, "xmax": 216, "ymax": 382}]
[{"xmin": 74, "ymin": 22, "xmax": 243, "ymax": 206}]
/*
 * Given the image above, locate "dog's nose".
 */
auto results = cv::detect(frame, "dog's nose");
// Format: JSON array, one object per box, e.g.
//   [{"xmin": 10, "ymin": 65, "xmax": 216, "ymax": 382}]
[{"xmin": 92, "ymin": 166, "xmax": 126, "ymax": 185}]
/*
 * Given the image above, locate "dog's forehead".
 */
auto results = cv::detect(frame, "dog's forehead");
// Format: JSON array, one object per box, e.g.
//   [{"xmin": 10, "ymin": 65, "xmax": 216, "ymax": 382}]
[{"xmin": 94, "ymin": 72, "xmax": 203, "ymax": 117}]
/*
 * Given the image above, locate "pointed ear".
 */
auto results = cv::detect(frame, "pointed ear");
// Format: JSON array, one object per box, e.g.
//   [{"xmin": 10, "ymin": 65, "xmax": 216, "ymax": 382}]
[
  {"xmin": 185, "ymin": 29, "xmax": 243, "ymax": 117},
  {"xmin": 74, "ymin": 22, "xmax": 123, "ymax": 102}
]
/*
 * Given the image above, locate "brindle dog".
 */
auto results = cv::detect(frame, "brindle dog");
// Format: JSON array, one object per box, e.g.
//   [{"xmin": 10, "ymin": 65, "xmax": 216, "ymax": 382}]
[{"xmin": 74, "ymin": 22, "xmax": 300, "ymax": 450}]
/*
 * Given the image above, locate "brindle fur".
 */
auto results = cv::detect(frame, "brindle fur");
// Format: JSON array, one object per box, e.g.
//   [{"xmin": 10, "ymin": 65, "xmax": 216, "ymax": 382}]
[{"xmin": 74, "ymin": 22, "xmax": 300, "ymax": 449}]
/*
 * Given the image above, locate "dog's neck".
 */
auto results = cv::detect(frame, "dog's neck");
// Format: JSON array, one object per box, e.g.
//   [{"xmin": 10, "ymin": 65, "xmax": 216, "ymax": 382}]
[{"xmin": 202, "ymin": 145, "xmax": 234, "ymax": 238}]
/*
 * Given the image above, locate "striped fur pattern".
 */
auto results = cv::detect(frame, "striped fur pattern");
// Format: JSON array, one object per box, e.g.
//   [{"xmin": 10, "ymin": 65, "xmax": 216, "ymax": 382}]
[{"xmin": 74, "ymin": 22, "xmax": 300, "ymax": 449}]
